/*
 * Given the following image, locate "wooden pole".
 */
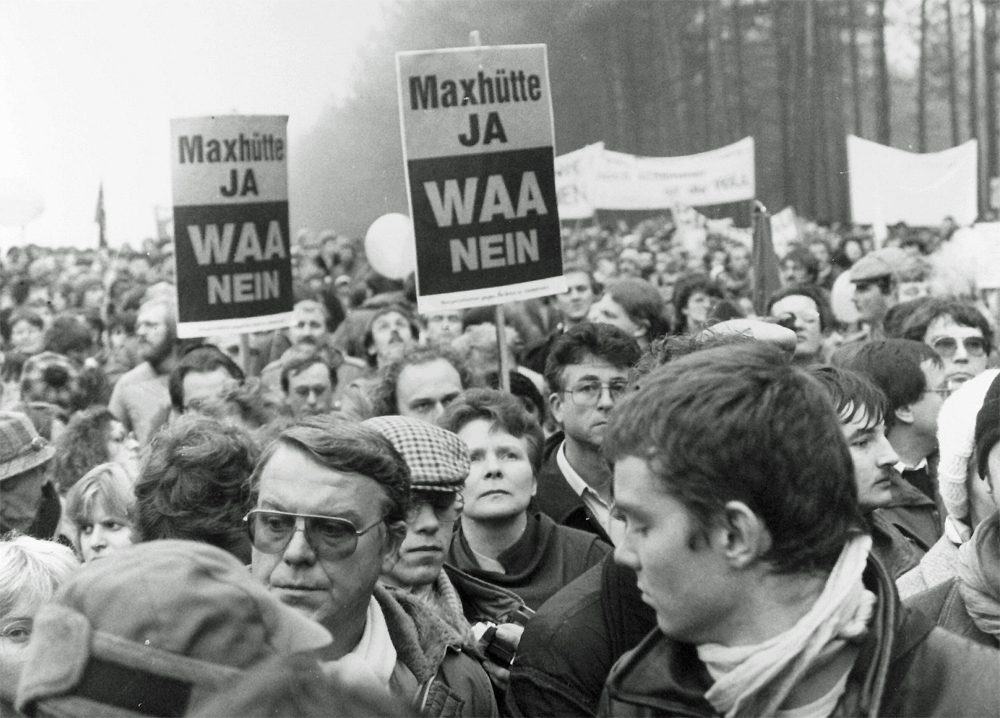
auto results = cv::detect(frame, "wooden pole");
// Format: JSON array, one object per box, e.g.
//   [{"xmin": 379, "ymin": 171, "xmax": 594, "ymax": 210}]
[{"xmin": 469, "ymin": 29, "xmax": 511, "ymax": 393}]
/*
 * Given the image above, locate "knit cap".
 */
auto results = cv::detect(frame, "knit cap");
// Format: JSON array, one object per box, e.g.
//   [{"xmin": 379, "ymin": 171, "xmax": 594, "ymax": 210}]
[
  {"xmin": 363, "ymin": 415, "xmax": 470, "ymax": 492},
  {"xmin": 975, "ymin": 373, "xmax": 1000, "ymax": 480},
  {"xmin": 936, "ymin": 369, "xmax": 1000, "ymax": 521}
]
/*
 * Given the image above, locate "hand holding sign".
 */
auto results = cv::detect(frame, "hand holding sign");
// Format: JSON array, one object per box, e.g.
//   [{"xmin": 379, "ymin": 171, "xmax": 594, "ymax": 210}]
[{"xmin": 365, "ymin": 213, "xmax": 416, "ymax": 280}]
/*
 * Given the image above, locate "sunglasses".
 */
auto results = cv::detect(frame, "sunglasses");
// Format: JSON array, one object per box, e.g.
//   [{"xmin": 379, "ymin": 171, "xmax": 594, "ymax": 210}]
[
  {"xmin": 931, "ymin": 336, "xmax": 988, "ymax": 359},
  {"xmin": 409, "ymin": 491, "xmax": 464, "ymax": 523},
  {"xmin": 244, "ymin": 509, "xmax": 385, "ymax": 561}
]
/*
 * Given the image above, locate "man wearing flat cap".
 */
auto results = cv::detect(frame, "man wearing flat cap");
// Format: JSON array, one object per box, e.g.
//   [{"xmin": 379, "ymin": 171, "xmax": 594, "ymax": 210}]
[
  {"xmin": 849, "ymin": 246, "xmax": 911, "ymax": 341},
  {"xmin": 0, "ymin": 411, "xmax": 58, "ymax": 538}
]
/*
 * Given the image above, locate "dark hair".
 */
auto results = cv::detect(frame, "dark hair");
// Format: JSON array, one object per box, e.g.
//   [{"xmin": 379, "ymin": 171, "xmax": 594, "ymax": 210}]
[
  {"xmin": 603, "ymin": 278, "xmax": 671, "ymax": 342},
  {"xmin": 438, "ymin": 388, "xmax": 545, "ymax": 475},
  {"xmin": 900, "ymin": 298, "xmax": 994, "ymax": 355},
  {"xmin": 9, "ymin": 307, "xmax": 44, "ymax": 332},
  {"xmin": 544, "ymin": 322, "xmax": 641, "ymax": 395},
  {"xmin": 132, "ymin": 415, "xmax": 258, "ymax": 559},
  {"xmin": 844, "ymin": 339, "xmax": 942, "ymax": 429},
  {"xmin": 168, "ymin": 345, "xmax": 246, "ymax": 413},
  {"xmin": 280, "ymin": 352, "xmax": 338, "ymax": 395},
  {"xmin": 766, "ymin": 284, "xmax": 836, "ymax": 333},
  {"xmin": 605, "ymin": 343, "xmax": 861, "ymax": 575},
  {"xmin": 809, "ymin": 366, "xmax": 890, "ymax": 428},
  {"xmin": 43, "ymin": 314, "xmax": 94, "ymax": 358},
  {"xmin": 673, "ymin": 275, "xmax": 723, "ymax": 334},
  {"xmin": 252, "ymin": 414, "xmax": 411, "ymax": 528},
  {"xmin": 884, "ymin": 298, "xmax": 935, "ymax": 339},
  {"xmin": 781, "ymin": 246, "xmax": 820, "ymax": 284},
  {"xmin": 486, "ymin": 371, "xmax": 546, "ymax": 423},
  {"xmin": 630, "ymin": 333, "xmax": 754, "ymax": 392},
  {"xmin": 369, "ymin": 346, "xmax": 471, "ymax": 417},
  {"xmin": 361, "ymin": 305, "xmax": 420, "ymax": 369},
  {"xmin": 106, "ymin": 310, "xmax": 136, "ymax": 336},
  {"xmin": 50, "ymin": 406, "xmax": 117, "ymax": 493}
]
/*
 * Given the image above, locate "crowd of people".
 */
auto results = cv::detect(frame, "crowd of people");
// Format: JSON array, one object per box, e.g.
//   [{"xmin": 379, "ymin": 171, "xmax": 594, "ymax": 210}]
[{"xmin": 0, "ymin": 210, "xmax": 998, "ymax": 717}]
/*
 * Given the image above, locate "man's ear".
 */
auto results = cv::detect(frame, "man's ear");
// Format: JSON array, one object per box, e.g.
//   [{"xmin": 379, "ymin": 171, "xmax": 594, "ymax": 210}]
[
  {"xmin": 712, "ymin": 501, "xmax": 772, "ymax": 569},
  {"xmin": 380, "ymin": 521, "xmax": 406, "ymax": 573},
  {"xmin": 549, "ymin": 391, "xmax": 565, "ymax": 425},
  {"xmin": 634, "ymin": 319, "xmax": 650, "ymax": 340},
  {"xmin": 895, "ymin": 405, "xmax": 915, "ymax": 425}
]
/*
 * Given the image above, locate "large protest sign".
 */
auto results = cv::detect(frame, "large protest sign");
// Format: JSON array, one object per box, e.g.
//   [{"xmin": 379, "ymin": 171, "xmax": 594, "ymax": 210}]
[
  {"xmin": 847, "ymin": 135, "xmax": 978, "ymax": 227},
  {"xmin": 397, "ymin": 44, "xmax": 565, "ymax": 313},
  {"xmin": 554, "ymin": 138, "xmax": 756, "ymax": 224},
  {"xmin": 170, "ymin": 115, "xmax": 293, "ymax": 338}
]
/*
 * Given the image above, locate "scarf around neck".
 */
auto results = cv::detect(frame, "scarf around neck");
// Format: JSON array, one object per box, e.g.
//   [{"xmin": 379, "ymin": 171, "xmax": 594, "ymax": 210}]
[
  {"xmin": 957, "ymin": 513, "xmax": 1000, "ymax": 639},
  {"xmin": 697, "ymin": 534, "xmax": 875, "ymax": 718}
]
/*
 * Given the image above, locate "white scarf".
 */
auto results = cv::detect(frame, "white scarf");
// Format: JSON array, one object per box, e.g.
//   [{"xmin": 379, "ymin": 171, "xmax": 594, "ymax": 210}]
[
  {"xmin": 344, "ymin": 596, "xmax": 398, "ymax": 687},
  {"xmin": 697, "ymin": 535, "xmax": 875, "ymax": 718}
]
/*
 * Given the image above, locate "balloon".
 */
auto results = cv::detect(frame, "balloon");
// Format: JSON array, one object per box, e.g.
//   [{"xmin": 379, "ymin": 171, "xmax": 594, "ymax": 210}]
[
  {"xmin": 0, "ymin": 178, "xmax": 44, "ymax": 227},
  {"xmin": 365, "ymin": 213, "xmax": 416, "ymax": 280},
  {"xmin": 830, "ymin": 268, "xmax": 860, "ymax": 324}
]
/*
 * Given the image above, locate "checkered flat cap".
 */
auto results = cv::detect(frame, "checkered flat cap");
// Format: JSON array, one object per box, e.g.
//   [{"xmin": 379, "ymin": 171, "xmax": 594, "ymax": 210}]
[
  {"xmin": 363, "ymin": 416, "xmax": 470, "ymax": 491},
  {"xmin": 0, "ymin": 411, "xmax": 56, "ymax": 481}
]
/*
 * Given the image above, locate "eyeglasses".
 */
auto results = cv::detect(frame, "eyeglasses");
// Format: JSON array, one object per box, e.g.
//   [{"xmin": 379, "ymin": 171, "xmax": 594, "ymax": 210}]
[
  {"xmin": 408, "ymin": 491, "xmax": 464, "ymax": 523},
  {"xmin": 567, "ymin": 379, "xmax": 630, "ymax": 406},
  {"xmin": 931, "ymin": 336, "xmax": 988, "ymax": 359},
  {"xmin": 244, "ymin": 509, "xmax": 385, "ymax": 560}
]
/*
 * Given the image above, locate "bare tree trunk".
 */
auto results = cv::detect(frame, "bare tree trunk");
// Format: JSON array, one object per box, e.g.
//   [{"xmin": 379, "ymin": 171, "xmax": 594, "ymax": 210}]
[
  {"xmin": 874, "ymin": 0, "xmax": 892, "ymax": 144},
  {"xmin": 849, "ymin": 0, "xmax": 863, "ymax": 136},
  {"xmin": 946, "ymin": 0, "xmax": 961, "ymax": 145},
  {"xmin": 774, "ymin": 0, "xmax": 794, "ymax": 205},
  {"xmin": 732, "ymin": 0, "xmax": 748, "ymax": 138},
  {"xmin": 985, "ymin": 0, "xmax": 999, "ymax": 197},
  {"xmin": 918, "ymin": 0, "xmax": 929, "ymax": 151},
  {"xmin": 702, "ymin": 0, "xmax": 714, "ymax": 149},
  {"xmin": 969, "ymin": 0, "xmax": 983, "ymax": 215}
]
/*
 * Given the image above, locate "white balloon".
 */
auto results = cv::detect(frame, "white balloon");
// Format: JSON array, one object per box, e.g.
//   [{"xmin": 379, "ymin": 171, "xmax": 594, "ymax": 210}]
[
  {"xmin": 364, "ymin": 213, "xmax": 416, "ymax": 280},
  {"xmin": 830, "ymin": 269, "xmax": 860, "ymax": 324}
]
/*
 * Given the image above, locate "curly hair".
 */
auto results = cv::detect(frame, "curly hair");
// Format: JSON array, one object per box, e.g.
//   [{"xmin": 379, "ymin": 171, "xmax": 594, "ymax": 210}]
[
  {"xmin": 132, "ymin": 415, "xmax": 259, "ymax": 560},
  {"xmin": 50, "ymin": 406, "xmax": 116, "ymax": 493}
]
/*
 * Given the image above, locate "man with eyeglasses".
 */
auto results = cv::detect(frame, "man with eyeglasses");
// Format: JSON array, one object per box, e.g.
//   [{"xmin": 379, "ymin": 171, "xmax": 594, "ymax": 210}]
[
  {"xmin": 843, "ymin": 340, "xmax": 949, "ymax": 552},
  {"xmin": 900, "ymin": 298, "xmax": 994, "ymax": 391},
  {"xmin": 537, "ymin": 323, "xmax": 641, "ymax": 545},
  {"xmin": 247, "ymin": 413, "xmax": 497, "ymax": 716}
]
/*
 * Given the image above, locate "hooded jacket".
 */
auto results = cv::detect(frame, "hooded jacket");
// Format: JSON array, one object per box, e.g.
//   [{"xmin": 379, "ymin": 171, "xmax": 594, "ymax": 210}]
[{"xmin": 598, "ymin": 556, "xmax": 1000, "ymax": 717}]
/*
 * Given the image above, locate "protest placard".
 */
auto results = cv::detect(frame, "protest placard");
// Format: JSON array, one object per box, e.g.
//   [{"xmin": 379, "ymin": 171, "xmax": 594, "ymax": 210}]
[
  {"xmin": 170, "ymin": 115, "xmax": 293, "ymax": 338},
  {"xmin": 396, "ymin": 44, "xmax": 565, "ymax": 313}
]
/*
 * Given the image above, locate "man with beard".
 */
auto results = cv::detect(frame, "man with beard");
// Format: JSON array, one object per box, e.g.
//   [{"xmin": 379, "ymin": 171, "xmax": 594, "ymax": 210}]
[
  {"xmin": 363, "ymin": 306, "xmax": 420, "ymax": 370},
  {"xmin": 107, "ymin": 296, "xmax": 177, "ymax": 444}
]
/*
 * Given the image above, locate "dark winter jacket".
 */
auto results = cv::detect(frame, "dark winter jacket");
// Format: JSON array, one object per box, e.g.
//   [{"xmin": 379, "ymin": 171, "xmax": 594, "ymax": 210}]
[
  {"xmin": 532, "ymin": 432, "xmax": 613, "ymax": 544},
  {"xmin": 508, "ymin": 552, "xmax": 657, "ymax": 717},
  {"xmin": 598, "ymin": 556, "xmax": 1000, "ymax": 717}
]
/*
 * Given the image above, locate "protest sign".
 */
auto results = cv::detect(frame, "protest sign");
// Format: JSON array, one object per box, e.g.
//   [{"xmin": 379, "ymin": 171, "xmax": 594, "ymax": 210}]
[
  {"xmin": 396, "ymin": 44, "xmax": 565, "ymax": 313},
  {"xmin": 847, "ymin": 135, "xmax": 978, "ymax": 227},
  {"xmin": 554, "ymin": 138, "xmax": 755, "ymax": 223},
  {"xmin": 769, "ymin": 206, "xmax": 799, "ymax": 259},
  {"xmin": 170, "ymin": 115, "xmax": 293, "ymax": 338},
  {"xmin": 555, "ymin": 142, "xmax": 603, "ymax": 220}
]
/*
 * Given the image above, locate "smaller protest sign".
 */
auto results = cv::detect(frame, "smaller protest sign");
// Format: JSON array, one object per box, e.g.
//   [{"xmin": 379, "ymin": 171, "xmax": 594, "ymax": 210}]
[{"xmin": 170, "ymin": 115, "xmax": 293, "ymax": 338}]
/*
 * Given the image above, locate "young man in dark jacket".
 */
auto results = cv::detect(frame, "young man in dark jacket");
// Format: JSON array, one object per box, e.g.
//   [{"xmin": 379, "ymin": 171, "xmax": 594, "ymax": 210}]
[{"xmin": 599, "ymin": 343, "xmax": 998, "ymax": 717}]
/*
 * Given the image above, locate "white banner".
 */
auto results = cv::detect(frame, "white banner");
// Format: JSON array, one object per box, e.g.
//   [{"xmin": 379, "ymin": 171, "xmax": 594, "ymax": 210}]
[
  {"xmin": 847, "ymin": 135, "xmax": 978, "ymax": 227},
  {"xmin": 554, "ymin": 137, "xmax": 755, "ymax": 215},
  {"xmin": 554, "ymin": 142, "xmax": 603, "ymax": 220},
  {"xmin": 769, "ymin": 206, "xmax": 799, "ymax": 259}
]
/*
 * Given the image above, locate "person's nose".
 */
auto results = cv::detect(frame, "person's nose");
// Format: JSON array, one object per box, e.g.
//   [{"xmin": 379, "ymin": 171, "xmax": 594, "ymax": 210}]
[
  {"xmin": 614, "ymin": 530, "xmax": 639, "ymax": 570},
  {"xmin": 90, "ymin": 525, "xmax": 108, "ymax": 549},
  {"xmin": 282, "ymin": 519, "xmax": 317, "ymax": 565},
  {"xmin": 410, "ymin": 503, "xmax": 442, "ymax": 534},
  {"xmin": 483, "ymin": 451, "xmax": 502, "ymax": 479},
  {"xmin": 307, "ymin": 390, "xmax": 319, "ymax": 407},
  {"xmin": 952, "ymin": 340, "xmax": 969, "ymax": 363},
  {"xmin": 877, "ymin": 433, "xmax": 899, "ymax": 468},
  {"xmin": 596, "ymin": 383, "xmax": 616, "ymax": 409}
]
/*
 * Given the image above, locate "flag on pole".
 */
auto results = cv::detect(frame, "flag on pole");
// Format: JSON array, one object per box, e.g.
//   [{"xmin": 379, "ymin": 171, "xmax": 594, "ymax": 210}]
[
  {"xmin": 95, "ymin": 182, "xmax": 107, "ymax": 248},
  {"xmin": 751, "ymin": 200, "xmax": 782, "ymax": 316}
]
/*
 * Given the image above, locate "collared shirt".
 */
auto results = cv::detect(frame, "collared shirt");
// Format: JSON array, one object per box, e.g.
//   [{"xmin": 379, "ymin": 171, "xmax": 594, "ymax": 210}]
[
  {"xmin": 894, "ymin": 458, "xmax": 928, "ymax": 473},
  {"xmin": 555, "ymin": 441, "xmax": 625, "ymax": 546}
]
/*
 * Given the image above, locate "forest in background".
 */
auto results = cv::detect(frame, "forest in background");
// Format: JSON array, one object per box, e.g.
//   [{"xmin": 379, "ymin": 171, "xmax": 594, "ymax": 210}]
[{"xmin": 290, "ymin": 0, "xmax": 1000, "ymax": 237}]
